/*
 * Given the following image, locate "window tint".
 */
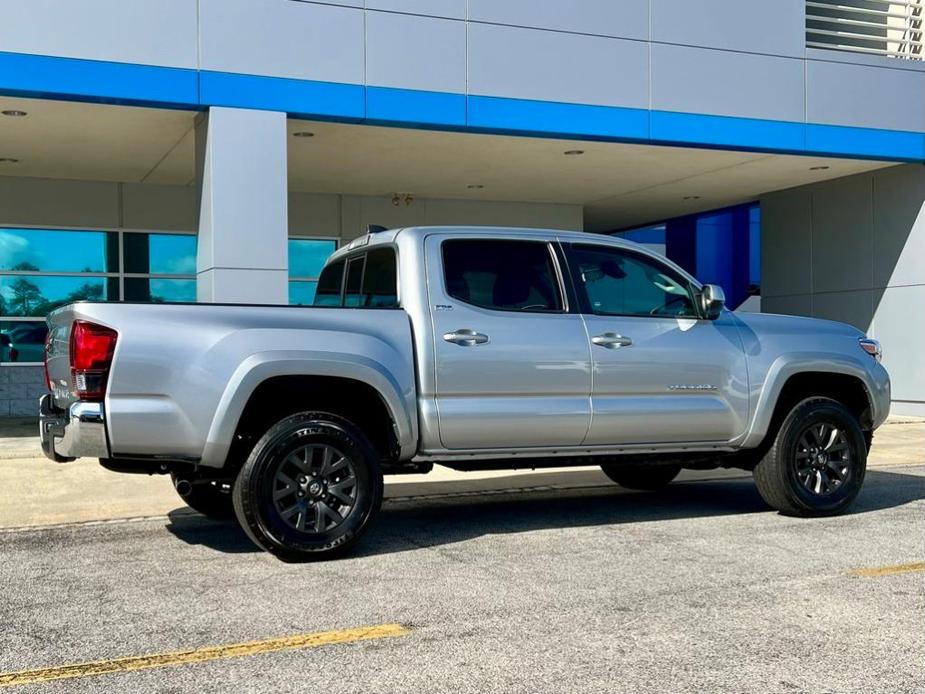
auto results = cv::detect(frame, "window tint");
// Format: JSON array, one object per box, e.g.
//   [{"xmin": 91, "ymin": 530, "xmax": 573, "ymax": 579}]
[
  {"xmin": 359, "ymin": 248, "xmax": 398, "ymax": 308},
  {"xmin": 0, "ymin": 228, "xmax": 118, "ymax": 273},
  {"xmin": 123, "ymin": 278, "xmax": 196, "ymax": 303},
  {"xmin": 442, "ymin": 240, "xmax": 562, "ymax": 312},
  {"xmin": 311, "ymin": 249, "xmax": 399, "ymax": 308},
  {"xmin": 314, "ymin": 259, "xmax": 345, "ymax": 306},
  {"xmin": 289, "ymin": 239, "xmax": 337, "ymax": 278},
  {"xmin": 567, "ymin": 244, "xmax": 698, "ymax": 318},
  {"xmin": 124, "ymin": 233, "xmax": 196, "ymax": 275},
  {"xmin": 0, "ymin": 275, "xmax": 117, "ymax": 317},
  {"xmin": 0, "ymin": 320, "xmax": 47, "ymax": 364},
  {"xmin": 343, "ymin": 256, "xmax": 365, "ymax": 307}
]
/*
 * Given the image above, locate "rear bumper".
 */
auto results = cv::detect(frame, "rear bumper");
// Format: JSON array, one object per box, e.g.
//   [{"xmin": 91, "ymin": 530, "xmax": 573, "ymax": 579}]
[{"xmin": 39, "ymin": 394, "xmax": 110, "ymax": 462}]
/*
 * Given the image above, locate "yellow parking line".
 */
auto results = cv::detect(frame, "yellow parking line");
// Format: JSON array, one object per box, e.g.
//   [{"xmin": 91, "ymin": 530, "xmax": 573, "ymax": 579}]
[
  {"xmin": 849, "ymin": 562, "xmax": 925, "ymax": 578},
  {"xmin": 0, "ymin": 623, "xmax": 410, "ymax": 688}
]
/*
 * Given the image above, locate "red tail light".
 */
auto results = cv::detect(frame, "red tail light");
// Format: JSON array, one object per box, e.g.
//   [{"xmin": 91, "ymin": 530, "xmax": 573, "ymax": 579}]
[{"xmin": 70, "ymin": 320, "xmax": 118, "ymax": 401}]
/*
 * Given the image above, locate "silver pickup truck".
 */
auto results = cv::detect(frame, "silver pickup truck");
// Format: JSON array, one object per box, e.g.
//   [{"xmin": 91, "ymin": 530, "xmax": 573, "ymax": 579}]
[{"xmin": 39, "ymin": 226, "xmax": 891, "ymax": 560}]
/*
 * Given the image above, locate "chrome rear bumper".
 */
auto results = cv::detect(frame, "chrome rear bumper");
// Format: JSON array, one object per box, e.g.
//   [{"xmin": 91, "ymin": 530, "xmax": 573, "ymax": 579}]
[{"xmin": 39, "ymin": 394, "xmax": 110, "ymax": 462}]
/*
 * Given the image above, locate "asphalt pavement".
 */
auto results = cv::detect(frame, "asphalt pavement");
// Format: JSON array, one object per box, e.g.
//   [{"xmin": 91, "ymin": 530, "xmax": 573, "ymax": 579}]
[{"xmin": 0, "ymin": 418, "xmax": 923, "ymax": 693}]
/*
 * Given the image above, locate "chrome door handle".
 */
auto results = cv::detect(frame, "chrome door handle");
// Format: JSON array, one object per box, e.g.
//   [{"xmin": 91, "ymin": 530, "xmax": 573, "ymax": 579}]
[
  {"xmin": 443, "ymin": 329, "xmax": 490, "ymax": 346},
  {"xmin": 591, "ymin": 332, "xmax": 632, "ymax": 349}
]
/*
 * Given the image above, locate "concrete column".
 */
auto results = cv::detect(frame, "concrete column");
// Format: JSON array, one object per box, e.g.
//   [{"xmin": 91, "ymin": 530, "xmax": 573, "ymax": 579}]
[{"xmin": 195, "ymin": 107, "xmax": 288, "ymax": 303}]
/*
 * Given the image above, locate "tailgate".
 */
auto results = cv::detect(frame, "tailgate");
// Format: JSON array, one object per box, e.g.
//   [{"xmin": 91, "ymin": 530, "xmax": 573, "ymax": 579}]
[{"xmin": 44, "ymin": 304, "xmax": 96, "ymax": 410}]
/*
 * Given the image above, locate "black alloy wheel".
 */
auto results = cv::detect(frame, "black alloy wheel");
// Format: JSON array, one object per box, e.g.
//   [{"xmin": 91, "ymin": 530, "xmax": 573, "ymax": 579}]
[{"xmin": 233, "ymin": 412, "xmax": 383, "ymax": 561}]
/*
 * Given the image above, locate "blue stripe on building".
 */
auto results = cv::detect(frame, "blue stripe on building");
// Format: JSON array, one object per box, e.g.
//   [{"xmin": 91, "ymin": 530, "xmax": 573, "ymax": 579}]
[{"xmin": 1, "ymin": 51, "xmax": 923, "ymax": 163}]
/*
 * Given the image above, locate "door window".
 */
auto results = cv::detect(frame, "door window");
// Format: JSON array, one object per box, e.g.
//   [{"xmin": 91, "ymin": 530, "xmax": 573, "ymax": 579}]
[
  {"xmin": 442, "ymin": 239, "xmax": 562, "ymax": 312},
  {"xmin": 567, "ymin": 244, "xmax": 698, "ymax": 318}
]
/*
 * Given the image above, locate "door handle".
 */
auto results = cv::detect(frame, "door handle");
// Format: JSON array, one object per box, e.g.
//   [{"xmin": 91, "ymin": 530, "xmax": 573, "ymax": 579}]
[
  {"xmin": 443, "ymin": 329, "xmax": 490, "ymax": 346},
  {"xmin": 591, "ymin": 332, "xmax": 632, "ymax": 349}
]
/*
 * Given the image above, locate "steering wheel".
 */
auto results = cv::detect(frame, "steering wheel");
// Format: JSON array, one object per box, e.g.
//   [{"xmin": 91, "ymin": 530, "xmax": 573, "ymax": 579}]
[{"xmin": 649, "ymin": 294, "xmax": 691, "ymax": 316}]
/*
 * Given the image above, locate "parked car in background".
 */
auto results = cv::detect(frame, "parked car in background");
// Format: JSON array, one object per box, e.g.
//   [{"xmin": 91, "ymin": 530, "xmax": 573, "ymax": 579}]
[
  {"xmin": 1, "ymin": 322, "xmax": 46, "ymax": 363},
  {"xmin": 40, "ymin": 226, "xmax": 890, "ymax": 560}
]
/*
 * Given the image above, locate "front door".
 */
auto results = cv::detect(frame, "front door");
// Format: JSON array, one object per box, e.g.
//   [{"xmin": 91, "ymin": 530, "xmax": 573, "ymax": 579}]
[
  {"xmin": 562, "ymin": 241, "xmax": 749, "ymax": 446},
  {"xmin": 427, "ymin": 235, "xmax": 591, "ymax": 450}
]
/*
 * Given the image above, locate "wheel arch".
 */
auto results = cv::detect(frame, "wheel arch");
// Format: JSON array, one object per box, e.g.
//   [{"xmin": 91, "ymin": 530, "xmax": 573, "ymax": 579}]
[
  {"xmin": 200, "ymin": 352, "xmax": 417, "ymax": 468},
  {"xmin": 743, "ymin": 355, "xmax": 875, "ymax": 449}
]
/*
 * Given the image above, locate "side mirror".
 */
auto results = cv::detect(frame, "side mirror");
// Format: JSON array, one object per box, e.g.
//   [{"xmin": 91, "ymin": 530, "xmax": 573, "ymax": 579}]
[{"xmin": 700, "ymin": 284, "xmax": 726, "ymax": 319}]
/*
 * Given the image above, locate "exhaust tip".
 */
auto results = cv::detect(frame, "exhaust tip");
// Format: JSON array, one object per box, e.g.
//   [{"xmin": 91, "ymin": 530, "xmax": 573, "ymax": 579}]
[{"xmin": 174, "ymin": 478, "xmax": 193, "ymax": 498}]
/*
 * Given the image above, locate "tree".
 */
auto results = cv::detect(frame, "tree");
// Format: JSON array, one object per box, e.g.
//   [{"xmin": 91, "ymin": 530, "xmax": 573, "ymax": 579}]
[
  {"xmin": 8, "ymin": 277, "xmax": 42, "ymax": 316},
  {"xmin": 11, "ymin": 261, "xmax": 40, "ymax": 272}
]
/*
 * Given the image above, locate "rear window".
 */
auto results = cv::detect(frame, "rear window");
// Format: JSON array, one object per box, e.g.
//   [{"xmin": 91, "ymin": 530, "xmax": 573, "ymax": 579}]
[
  {"xmin": 312, "ymin": 249, "xmax": 398, "ymax": 308},
  {"xmin": 314, "ymin": 259, "xmax": 345, "ymax": 306},
  {"xmin": 442, "ymin": 239, "xmax": 562, "ymax": 312}
]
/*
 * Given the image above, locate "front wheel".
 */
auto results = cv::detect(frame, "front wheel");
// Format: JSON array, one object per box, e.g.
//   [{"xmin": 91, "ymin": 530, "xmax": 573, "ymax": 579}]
[
  {"xmin": 232, "ymin": 412, "xmax": 383, "ymax": 561},
  {"xmin": 753, "ymin": 397, "xmax": 867, "ymax": 517},
  {"xmin": 600, "ymin": 462, "xmax": 681, "ymax": 490}
]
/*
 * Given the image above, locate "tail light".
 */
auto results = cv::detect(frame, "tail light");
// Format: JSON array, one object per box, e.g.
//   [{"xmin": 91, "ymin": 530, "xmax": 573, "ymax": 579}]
[{"xmin": 70, "ymin": 320, "xmax": 118, "ymax": 401}]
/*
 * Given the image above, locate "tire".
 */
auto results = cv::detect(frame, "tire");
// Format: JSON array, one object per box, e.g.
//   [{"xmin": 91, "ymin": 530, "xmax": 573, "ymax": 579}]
[
  {"xmin": 753, "ymin": 397, "xmax": 866, "ymax": 517},
  {"xmin": 171, "ymin": 473, "xmax": 234, "ymax": 519},
  {"xmin": 600, "ymin": 462, "xmax": 681, "ymax": 490},
  {"xmin": 232, "ymin": 412, "xmax": 383, "ymax": 561}
]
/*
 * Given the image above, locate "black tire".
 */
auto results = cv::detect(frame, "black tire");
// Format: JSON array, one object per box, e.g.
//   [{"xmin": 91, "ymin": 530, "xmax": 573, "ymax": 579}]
[
  {"xmin": 232, "ymin": 412, "xmax": 383, "ymax": 561},
  {"xmin": 600, "ymin": 462, "xmax": 682, "ymax": 490},
  {"xmin": 753, "ymin": 397, "xmax": 866, "ymax": 517},
  {"xmin": 170, "ymin": 473, "xmax": 234, "ymax": 519}
]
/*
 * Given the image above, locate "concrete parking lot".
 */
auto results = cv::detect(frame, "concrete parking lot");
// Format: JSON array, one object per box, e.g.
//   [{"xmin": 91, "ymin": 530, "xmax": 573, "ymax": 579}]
[{"xmin": 1, "ymin": 418, "xmax": 923, "ymax": 693}]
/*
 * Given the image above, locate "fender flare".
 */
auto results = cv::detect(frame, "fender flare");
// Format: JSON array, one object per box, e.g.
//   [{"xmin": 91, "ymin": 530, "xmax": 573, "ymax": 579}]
[
  {"xmin": 198, "ymin": 350, "xmax": 416, "ymax": 468},
  {"xmin": 741, "ymin": 352, "xmax": 876, "ymax": 448}
]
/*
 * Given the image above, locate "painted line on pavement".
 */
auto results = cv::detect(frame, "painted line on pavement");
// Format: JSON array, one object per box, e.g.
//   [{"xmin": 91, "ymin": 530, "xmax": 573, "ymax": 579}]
[
  {"xmin": 0, "ymin": 623, "xmax": 411, "ymax": 688},
  {"xmin": 849, "ymin": 562, "xmax": 925, "ymax": 578}
]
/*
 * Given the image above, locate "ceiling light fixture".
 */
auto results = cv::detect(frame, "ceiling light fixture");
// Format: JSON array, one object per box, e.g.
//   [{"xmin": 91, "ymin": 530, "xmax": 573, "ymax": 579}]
[
  {"xmin": 809, "ymin": 165, "xmax": 830, "ymax": 171},
  {"xmin": 1, "ymin": 110, "xmax": 27, "ymax": 117},
  {"xmin": 467, "ymin": 184, "xmax": 484, "ymax": 189},
  {"xmin": 563, "ymin": 149, "xmax": 584, "ymax": 156},
  {"xmin": 0, "ymin": 157, "xmax": 19, "ymax": 163},
  {"xmin": 683, "ymin": 195, "xmax": 701, "ymax": 201},
  {"xmin": 292, "ymin": 131, "xmax": 315, "ymax": 138}
]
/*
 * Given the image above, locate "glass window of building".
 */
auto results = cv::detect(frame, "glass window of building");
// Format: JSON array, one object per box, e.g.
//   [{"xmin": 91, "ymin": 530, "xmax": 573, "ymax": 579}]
[
  {"xmin": 288, "ymin": 238, "xmax": 338, "ymax": 305},
  {"xmin": 0, "ymin": 227, "xmax": 197, "ymax": 364}
]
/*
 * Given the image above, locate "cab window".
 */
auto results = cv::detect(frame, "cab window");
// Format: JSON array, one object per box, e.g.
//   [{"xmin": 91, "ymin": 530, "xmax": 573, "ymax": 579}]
[
  {"xmin": 566, "ymin": 244, "xmax": 698, "ymax": 318},
  {"xmin": 312, "ymin": 249, "xmax": 399, "ymax": 308},
  {"xmin": 442, "ymin": 239, "xmax": 563, "ymax": 312},
  {"xmin": 314, "ymin": 259, "xmax": 345, "ymax": 306}
]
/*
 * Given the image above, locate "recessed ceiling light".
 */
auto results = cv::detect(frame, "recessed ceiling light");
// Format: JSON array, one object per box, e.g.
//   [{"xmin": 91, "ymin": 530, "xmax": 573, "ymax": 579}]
[
  {"xmin": 1, "ymin": 110, "xmax": 27, "ymax": 117},
  {"xmin": 683, "ymin": 195, "xmax": 701, "ymax": 201},
  {"xmin": 467, "ymin": 184, "xmax": 484, "ymax": 189},
  {"xmin": 809, "ymin": 165, "xmax": 830, "ymax": 171},
  {"xmin": 0, "ymin": 157, "xmax": 19, "ymax": 163},
  {"xmin": 292, "ymin": 131, "xmax": 315, "ymax": 138},
  {"xmin": 563, "ymin": 149, "xmax": 584, "ymax": 156}
]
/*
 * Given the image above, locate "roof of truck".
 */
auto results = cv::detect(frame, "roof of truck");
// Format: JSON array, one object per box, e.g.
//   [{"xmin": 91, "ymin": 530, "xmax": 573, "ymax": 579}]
[{"xmin": 330, "ymin": 225, "xmax": 643, "ymax": 261}]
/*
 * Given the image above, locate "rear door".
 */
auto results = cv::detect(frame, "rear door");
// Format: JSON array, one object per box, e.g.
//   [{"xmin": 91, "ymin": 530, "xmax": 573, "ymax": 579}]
[
  {"xmin": 562, "ymin": 241, "xmax": 749, "ymax": 445},
  {"xmin": 426, "ymin": 234, "xmax": 591, "ymax": 450}
]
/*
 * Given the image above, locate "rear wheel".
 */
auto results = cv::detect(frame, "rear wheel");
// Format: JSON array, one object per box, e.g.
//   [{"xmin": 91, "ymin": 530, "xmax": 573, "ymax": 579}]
[
  {"xmin": 600, "ymin": 462, "xmax": 681, "ymax": 490},
  {"xmin": 753, "ymin": 397, "xmax": 866, "ymax": 517},
  {"xmin": 171, "ymin": 473, "xmax": 233, "ymax": 519},
  {"xmin": 232, "ymin": 412, "xmax": 383, "ymax": 561}
]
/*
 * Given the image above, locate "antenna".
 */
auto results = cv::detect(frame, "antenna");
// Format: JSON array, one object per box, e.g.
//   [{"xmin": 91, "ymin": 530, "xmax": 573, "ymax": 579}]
[{"xmin": 366, "ymin": 224, "xmax": 389, "ymax": 234}]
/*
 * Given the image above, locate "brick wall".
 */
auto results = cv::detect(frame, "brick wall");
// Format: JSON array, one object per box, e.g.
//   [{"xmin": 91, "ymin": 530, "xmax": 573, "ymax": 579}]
[{"xmin": 0, "ymin": 366, "xmax": 47, "ymax": 416}]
